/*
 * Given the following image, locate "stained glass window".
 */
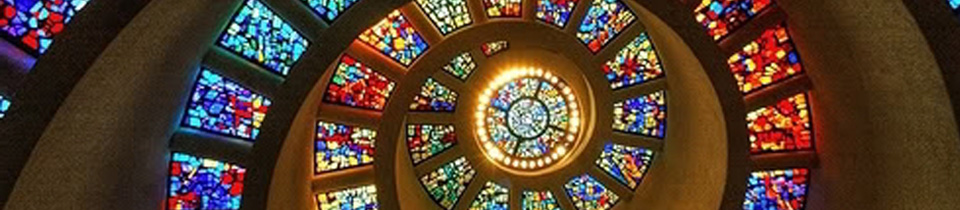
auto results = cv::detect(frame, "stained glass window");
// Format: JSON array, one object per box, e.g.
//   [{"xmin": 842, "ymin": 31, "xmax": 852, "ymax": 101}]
[
  {"xmin": 301, "ymin": 0, "xmax": 358, "ymax": 22},
  {"xmin": 219, "ymin": 0, "xmax": 309, "ymax": 76},
  {"xmin": 577, "ymin": 0, "xmax": 635, "ymax": 53},
  {"xmin": 744, "ymin": 168, "xmax": 809, "ymax": 210},
  {"xmin": 536, "ymin": 0, "xmax": 579, "ymax": 27},
  {"xmin": 747, "ymin": 93, "xmax": 812, "ymax": 154},
  {"xmin": 596, "ymin": 143, "xmax": 654, "ymax": 189},
  {"xmin": 315, "ymin": 121, "xmax": 376, "ymax": 174},
  {"xmin": 323, "ymin": 55, "xmax": 396, "ymax": 111},
  {"xmin": 416, "ymin": 0, "xmax": 472, "ymax": 35},
  {"xmin": 167, "ymin": 152, "xmax": 245, "ymax": 210},
  {"xmin": 482, "ymin": 41, "xmax": 508, "ymax": 56},
  {"xmin": 613, "ymin": 91, "xmax": 666, "ymax": 138},
  {"xmin": 522, "ymin": 190, "xmax": 560, "ymax": 210},
  {"xmin": 358, "ymin": 10, "xmax": 429, "ymax": 66},
  {"xmin": 406, "ymin": 124, "xmax": 457, "ymax": 164},
  {"xmin": 0, "ymin": 0, "xmax": 90, "ymax": 55},
  {"xmin": 183, "ymin": 69, "xmax": 271, "ymax": 140},
  {"xmin": 0, "ymin": 95, "xmax": 10, "ymax": 118},
  {"xmin": 728, "ymin": 24, "xmax": 802, "ymax": 94},
  {"xmin": 694, "ymin": 0, "xmax": 773, "ymax": 40},
  {"xmin": 421, "ymin": 157, "xmax": 477, "ymax": 209},
  {"xmin": 952, "ymin": 0, "xmax": 960, "ymax": 15},
  {"xmin": 483, "ymin": 0, "xmax": 522, "ymax": 18},
  {"xmin": 470, "ymin": 182, "xmax": 509, "ymax": 210},
  {"xmin": 444, "ymin": 52, "xmax": 477, "ymax": 81},
  {"xmin": 603, "ymin": 32, "xmax": 664, "ymax": 89},
  {"xmin": 411, "ymin": 78, "xmax": 458, "ymax": 112},
  {"xmin": 316, "ymin": 185, "xmax": 379, "ymax": 210},
  {"xmin": 564, "ymin": 174, "xmax": 619, "ymax": 210}
]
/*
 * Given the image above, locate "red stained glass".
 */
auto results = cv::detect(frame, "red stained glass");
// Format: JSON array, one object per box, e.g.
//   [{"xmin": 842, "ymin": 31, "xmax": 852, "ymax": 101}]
[
  {"xmin": 323, "ymin": 55, "xmax": 397, "ymax": 111},
  {"xmin": 728, "ymin": 24, "xmax": 802, "ymax": 94},
  {"xmin": 747, "ymin": 93, "xmax": 813, "ymax": 153}
]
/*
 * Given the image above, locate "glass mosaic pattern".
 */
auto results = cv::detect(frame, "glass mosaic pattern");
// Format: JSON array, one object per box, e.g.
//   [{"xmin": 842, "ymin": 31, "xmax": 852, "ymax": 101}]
[
  {"xmin": 316, "ymin": 185, "xmax": 379, "ymax": 210},
  {"xmin": 417, "ymin": 0, "xmax": 472, "ymax": 34},
  {"xmin": 728, "ymin": 24, "xmax": 802, "ymax": 94},
  {"xmin": 406, "ymin": 124, "xmax": 457, "ymax": 164},
  {"xmin": 747, "ymin": 93, "xmax": 813, "ymax": 154},
  {"xmin": 0, "ymin": 0, "xmax": 90, "ymax": 54},
  {"xmin": 323, "ymin": 55, "xmax": 396, "ymax": 111},
  {"xmin": 219, "ymin": 0, "xmax": 309, "ymax": 76},
  {"xmin": 420, "ymin": 157, "xmax": 477, "ymax": 209},
  {"xmin": 444, "ymin": 52, "xmax": 477, "ymax": 81},
  {"xmin": 613, "ymin": 91, "xmax": 666, "ymax": 138},
  {"xmin": 577, "ymin": 0, "xmax": 635, "ymax": 53},
  {"xmin": 744, "ymin": 168, "xmax": 809, "ymax": 210},
  {"xmin": 411, "ymin": 78, "xmax": 458, "ymax": 112},
  {"xmin": 301, "ymin": 0, "xmax": 358, "ymax": 22},
  {"xmin": 564, "ymin": 174, "xmax": 619, "ymax": 210},
  {"xmin": 167, "ymin": 152, "xmax": 245, "ymax": 210},
  {"xmin": 522, "ymin": 190, "xmax": 560, "ymax": 210},
  {"xmin": 183, "ymin": 69, "xmax": 271, "ymax": 140},
  {"xmin": 358, "ymin": 10, "xmax": 428, "ymax": 66},
  {"xmin": 536, "ymin": 0, "xmax": 580, "ymax": 27},
  {"xmin": 0, "ymin": 95, "xmax": 10, "ymax": 118},
  {"xmin": 315, "ymin": 121, "xmax": 376, "ymax": 174},
  {"xmin": 603, "ymin": 32, "xmax": 664, "ymax": 89},
  {"xmin": 470, "ymin": 182, "xmax": 509, "ymax": 210},
  {"xmin": 596, "ymin": 143, "xmax": 654, "ymax": 189},
  {"xmin": 694, "ymin": 0, "xmax": 773, "ymax": 40},
  {"xmin": 482, "ymin": 40, "xmax": 509, "ymax": 56},
  {"xmin": 483, "ymin": 0, "xmax": 522, "ymax": 18},
  {"xmin": 484, "ymin": 76, "xmax": 575, "ymax": 159}
]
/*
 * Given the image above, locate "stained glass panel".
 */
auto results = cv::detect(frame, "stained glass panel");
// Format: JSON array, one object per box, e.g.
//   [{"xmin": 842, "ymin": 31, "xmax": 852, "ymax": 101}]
[
  {"xmin": 536, "ymin": 0, "xmax": 579, "ymax": 27},
  {"xmin": 744, "ymin": 168, "xmax": 809, "ymax": 210},
  {"xmin": 167, "ymin": 152, "xmax": 245, "ymax": 210},
  {"xmin": 358, "ymin": 10, "xmax": 429, "ymax": 66},
  {"xmin": 694, "ymin": 0, "xmax": 773, "ymax": 40},
  {"xmin": 301, "ymin": 0, "xmax": 358, "ymax": 22},
  {"xmin": 316, "ymin": 185, "xmax": 379, "ymax": 210},
  {"xmin": 483, "ymin": 0, "xmax": 522, "ymax": 18},
  {"xmin": 444, "ymin": 52, "xmax": 477, "ymax": 81},
  {"xmin": 522, "ymin": 190, "xmax": 560, "ymax": 210},
  {"xmin": 411, "ymin": 78, "xmax": 458, "ymax": 112},
  {"xmin": 470, "ymin": 182, "xmax": 509, "ymax": 210},
  {"xmin": 315, "ymin": 121, "xmax": 376, "ymax": 173},
  {"xmin": 564, "ymin": 174, "xmax": 619, "ymax": 210},
  {"xmin": 219, "ymin": 0, "xmax": 309, "ymax": 76},
  {"xmin": 577, "ymin": 0, "xmax": 635, "ymax": 53},
  {"xmin": 0, "ymin": 95, "xmax": 10, "ymax": 118},
  {"xmin": 0, "ymin": 0, "xmax": 90, "ymax": 55},
  {"xmin": 613, "ymin": 91, "xmax": 666, "ymax": 138},
  {"xmin": 406, "ymin": 124, "xmax": 457, "ymax": 164},
  {"xmin": 482, "ymin": 41, "xmax": 508, "ymax": 56},
  {"xmin": 603, "ymin": 32, "xmax": 664, "ymax": 89},
  {"xmin": 728, "ymin": 24, "xmax": 802, "ymax": 94},
  {"xmin": 323, "ymin": 55, "xmax": 396, "ymax": 110},
  {"xmin": 596, "ymin": 143, "xmax": 654, "ymax": 189},
  {"xmin": 421, "ymin": 157, "xmax": 477, "ymax": 209},
  {"xmin": 417, "ymin": 0, "xmax": 472, "ymax": 34},
  {"xmin": 747, "ymin": 93, "xmax": 812, "ymax": 153},
  {"xmin": 183, "ymin": 69, "xmax": 271, "ymax": 140}
]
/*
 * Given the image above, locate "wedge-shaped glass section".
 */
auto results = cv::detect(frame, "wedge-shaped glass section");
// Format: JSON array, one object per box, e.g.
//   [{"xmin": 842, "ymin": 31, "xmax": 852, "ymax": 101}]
[
  {"xmin": 564, "ymin": 174, "xmax": 620, "ymax": 210},
  {"xmin": 694, "ymin": 0, "xmax": 773, "ymax": 40},
  {"xmin": 536, "ymin": 0, "xmax": 580, "ymax": 27},
  {"xmin": 167, "ymin": 152, "xmax": 245, "ymax": 210},
  {"xmin": 219, "ymin": 0, "xmax": 309, "ymax": 75},
  {"xmin": 301, "ymin": 0, "xmax": 359, "ymax": 22},
  {"xmin": 522, "ymin": 190, "xmax": 560, "ymax": 210},
  {"xmin": 603, "ymin": 32, "xmax": 664, "ymax": 89},
  {"xmin": 747, "ymin": 92, "xmax": 813, "ymax": 153},
  {"xmin": 744, "ymin": 168, "xmax": 810, "ymax": 210},
  {"xmin": 417, "ymin": 0, "xmax": 472, "ymax": 34},
  {"xmin": 577, "ymin": 0, "xmax": 635, "ymax": 53},
  {"xmin": 613, "ymin": 91, "xmax": 666, "ymax": 138},
  {"xmin": 183, "ymin": 69, "xmax": 271, "ymax": 140},
  {"xmin": 358, "ymin": 10, "xmax": 429, "ymax": 66},
  {"xmin": 482, "ymin": 40, "xmax": 509, "ymax": 56},
  {"xmin": 0, "ymin": 0, "xmax": 91, "ymax": 55},
  {"xmin": 411, "ymin": 78, "xmax": 458, "ymax": 112},
  {"xmin": 406, "ymin": 124, "xmax": 457, "ymax": 164},
  {"xmin": 323, "ymin": 55, "xmax": 397, "ymax": 111},
  {"xmin": 728, "ymin": 24, "xmax": 802, "ymax": 94},
  {"xmin": 470, "ymin": 182, "xmax": 509, "ymax": 210},
  {"xmin": 315, "ymin": 121, "xmax": 376, "ymax": 174},
  {"xmin": 421, "ymin": 157, "xmax": 477, "ymax": 209},
  {"xmin": 483, "ymin": 0, "xmax": 522, "ymax": 18},
  {"xmin": 444, "ymin": 52, "xmax": 477, "ymax": 81},
  {"xmin": 596, "ymin": 143, "xmax": 654, "ymax": 189},
  {"xmin": 316, "ymin": 185, "xmax": 379, "ymax": 210}
]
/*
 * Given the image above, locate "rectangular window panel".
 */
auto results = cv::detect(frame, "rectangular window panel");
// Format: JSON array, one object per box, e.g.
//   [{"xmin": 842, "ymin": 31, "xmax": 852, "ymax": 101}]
[
  {"xmin": 167, "ymin": 152, "xmax": 245, "ymax": 210},
  {"xmin": 470, "ymin": 182, "xmax": 509, "ymax": 210},
  {"xmin": 0, "ymin": 0, "xmax": 90, "ymax": 55},
  {"xmin": 417, "ymin": 0, "xmax": 472, "ymax": 35},
  {"xmin": 301, "ymin": 0, "xmax": 359, "ymax": 22},
  {"xmin": 406, "ymin": 124, "xmax": 457, "ymax": 164},
  {"xmin": 603, "ymin": 32, "xmax": 665, "ymax": 89},
  {"xmin": 219, "ymin": 0, "xmax": 309, "ymax": 76},
  {"xmin": 728, "ymin": 24, "xmax": 802, "ymax": 94},
  {"xmin": 0, "ymin": 95, "xmax": 10, "ymax": 118},
  {"xmin": 596, "ymin": 143, "xmax": 654, "ymax": 189},
  {"xmin": 564, "ymin": 174, "xmax": 620, "ymax": 210},
  {"xmin": 577, "ymin": 0, "xmax": 635, "ymax": 53},
  {"xmin": 420, "ymin": 157, "xmax": 477, "ymax": 209},
  {"xmin": 613, "ymin": 90, "xmax": 666, "ymax": 138},
  {"xmin": 536, "ymin": 0, "xmax": 580, "ymax": 28},
  {"xmin": 358, "ymin": 10, "xmax": 429, "ymax": 66},
  {"xmin": 744, "ymin": 168, "xmax": 809, "ymax": 210},
  {"xmin": 443, "ymin": 52, "xmax": 477, "ymax": 81},
  {"xmin": 183, "ymin": 69, "xmax": 271, "ymax": 140},
  {"xmin": 316, "ymin": 185, "xmax": 379, "ymax": 210},
  {"xmin": 482, "ymin": 40, "xmax": 509, "ymax": 56},
  {"xmin": 315, "ymin": 121, "xmax": 376, "ymax": 174},
  {"xmin": 411, "ymin": 78, "xmax": 459, "ymax": 112},
  {"xmin": 522, "ymin": 190, "xmax": 560, "ymax": 210},
  {"xmin": 694, "ymin": 0, "xmax": 773, "ymax": 40},
  {"xmin": 747, "ymin": 92, "xmax": 813, "ymax": 154},
  {"xmin": 323, "ymin": 55, "xmax": 397, "ymax": 111},
  {"xmin": 482, "ymin": 0, "xmax": 522, "ymax": 18}
]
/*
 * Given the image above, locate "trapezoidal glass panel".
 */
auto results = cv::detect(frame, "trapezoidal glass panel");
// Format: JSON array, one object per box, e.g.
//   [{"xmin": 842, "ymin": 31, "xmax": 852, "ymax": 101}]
[
  {"xmin": 420, "ymin": 157, "xmax": 477, "ymax": 209},
  {"xmin": 0, "ymin": 0, "xmax": 91, "ymax": 55},
  {"xmin": 218, "ymin": 0, "xmax": 309, "ymax": 76},
  {"xmin": 183, "ymin": 69, "xmax": 271, "ymax": 140},
  {"xmin": 301, "ymin": 0, "xmax": 359, "ymax": 22},
  {"xmin": 694, "ymin": 0, "xmax": 773, "ymax": 40},
  {"xmin": 747, "ymin": 92, "xmax": 813, "ymax": 154},
  {"xmin": 323, "ymin": 55, "xmax": 397, "ymax": 111},
  {"xmin": 406, "ymin": 124, "xmax": 457, "ymax": 164},
  {"xmin": 744, "ymin": 168, "xmax": 810, "ymax": 210},
  {"xmin": 728, "ymin": 24, "xmax": 802, "ymax": 94},
  {"xmin": 358, "ymin": 10, "xmax": 429, "ymax": 66},
  {"xmin": 316, "ymin": 185, "xmax": 379, "ymax": 210},
  {"xmin": 577, "ymin": 0, "xmax": 635, "ymax": 53},
  {"xmin": 613, "ymin": 90, "xmax": 666, "ymax": 138},
  {"xmin": 167, "ymin": 152, "xmax": 245, "ymax": 210},
  {"xmin": 417, "ymin": 0, "xmax": 472, "ymax": 34},
  {"xmin": 315, "ymin": 121, "xmax": 376, "ymax": 174}
]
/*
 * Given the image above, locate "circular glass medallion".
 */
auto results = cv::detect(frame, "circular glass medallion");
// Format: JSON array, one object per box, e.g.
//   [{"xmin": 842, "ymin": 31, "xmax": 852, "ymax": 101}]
[{"xmin": 507, "ymin": 98, "xmax": 549, "ymax": 139}]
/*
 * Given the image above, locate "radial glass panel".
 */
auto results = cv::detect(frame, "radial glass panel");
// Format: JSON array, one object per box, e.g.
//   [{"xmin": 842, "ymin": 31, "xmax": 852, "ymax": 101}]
[
  {"xmin": 694, "ymin": 0, "xmax": 773, "ymax": 40},
  {"xmin": 482, "ymin": 41, "xmax": 509, "ymax": 56},
  {"xmin": 603, "ymin": 32, "xmax": 664, "ymax": 89},
  {"xmin": 411, "ymin": 78, "xmax": 458, "ymax": 112},
  {"xmin": 470, "ymin": 182, "xmax": 509, "ymax": 210},
  {"xmin": 728, "ymin": 24, "xmax": 802, "ymax": 94},
  {"xmin": 315, "ymin": 121, "xmax": 376, "ymax": 174},
  {"xmin": 0, "ymin": 0, "xmax": 90, "ymax": 55},
  {"xmin": 744, "ymin": 168, "xmax": 809, "ymax": 210},
  {"xmin": 323, "ymin": 55, "xmax": 396, "ymax": 111},
  {"xmin": 536, "ymin": 0, "xmax": 579, "ymax": 27},
  {"xmin": 577, "ymin": 0, "xmax": 635, "ymax": 53},
  {"xmin": 301, "ymin": 0, "xmax": 358, "ymax": 22},
  {"xmin": 406, "ymin": 124, "xmax": 457, "ymax": 164},
  {"xmin": 421, "ymin": 157, "xmax": 477, "ymax": 209},
  {"xmin": 183, "ymin": 69, "xmax": 271, "ymax": 140},
  {"xmin": 0, "ymin": 95, "xmax": 10, "ymax": 118},
  {"xmin": 483, "ymin": 0, "xmax": 522, "ymax": 18},
  {"xmin": 564, "ymin": 174, "xmax": 619, "ymax": 210},
  {"xmin": 417, "ymin": 0, "xmax": 472, "ymax": 34},
  {"xmin": 167, "ymin": 152, "xmax": 245, "ymax": 210},
  {"xmin": 218, "ymin": 0, "xmax": 309, "ymax": 76},
  {"xmin": 316, "ymin": 185, "xmax": 379, "ymax": 210},
  {"xmin": 522, "ymin": 190, "xmax": 560, "ymax": 210},
  {"xmin": 747, "ymin": 93, "xmax": 813, "ymax": 153},
  {"xmin": 613, "ymin": 91, "xmax": 666, "ymax": 138},
  {"xmin": 596, "ymin": 143, "xmax": 654, "ymax": 189},
  {"xmin": 444, "ymin": 52, "xmax": 477, "ymax": 81},
  {"xmin": 358, "ymin": 10, "xmax": 428, "ymax": 66}
]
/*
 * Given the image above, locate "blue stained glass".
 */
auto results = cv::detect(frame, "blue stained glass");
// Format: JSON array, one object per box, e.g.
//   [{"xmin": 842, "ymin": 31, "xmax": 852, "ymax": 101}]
[
  {"xmin": 952, "ymin": 0, "xmax": 960, "ymax": 9},
  {"xmin": 744, "ymin": 168, "xmax": 810, "ymax": 210},
  {"xmin": 167, "ymin": 152, "xmax": 245, "ymax": 210},
  {"xmin": 613, "ymin": 90, "xmax": 666, "ymax": 138},
  {"xmin": 0, "ymin": 95, "xmax": 10, "ymax": 118},
  {"xmin": 577, "ymin": 0, "xmax": 635, "ymax": 53},
  {"xmin": 564, "ymin": 174, "xmax": 619, "ymax": 210},
  {"xmin": 301, "ymin": 0, "xmax": 359, "ymax": 22},
  {"xmin": 536, "ymin": 0, "xmax": 579, "ymax": 27},
  {"xmin": 183, "ymin": 69, "xmax": 272, "ymax": 140},
  {"xmin": 596, "ymin": 143, "xmax": 654, "ymax": 189},
  {"xmin": 218, "ymin": 0, "xmax": 309, "ymax": 76}
]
